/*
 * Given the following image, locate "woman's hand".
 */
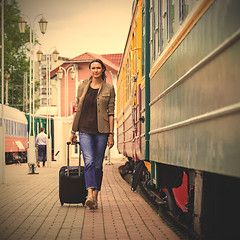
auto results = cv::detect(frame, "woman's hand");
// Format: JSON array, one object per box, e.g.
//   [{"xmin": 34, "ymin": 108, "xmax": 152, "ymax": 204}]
[
  {"xmin": 70, "ymin": 132, "xmax": 77, "ymax": 145},
  {"xmin": 107, "ymin": 134, "xmax": 114, "ymax": 149}
]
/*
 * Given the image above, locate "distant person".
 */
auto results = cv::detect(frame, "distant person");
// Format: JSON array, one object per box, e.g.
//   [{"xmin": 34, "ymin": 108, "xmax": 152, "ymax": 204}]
[
  {"xmin": 35, "ymin": 127, "xmax": 47, "ymax": 167},
  {"xmin": 70, "ymin": 59, "xmax": 115, "ymax": 210}
]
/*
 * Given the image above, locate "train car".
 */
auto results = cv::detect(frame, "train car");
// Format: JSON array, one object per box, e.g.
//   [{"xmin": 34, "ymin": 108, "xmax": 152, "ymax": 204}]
[
  {"xmin": 0, "ymin": 104, "xmax": 28, "ymax": 164},
  {"xmin": 117, "ymin": 0, "xmax": 240, "ymax": 239},
  {"xmin": 117, "ymin": 0, "xmax": 143, "ymax": 166}
]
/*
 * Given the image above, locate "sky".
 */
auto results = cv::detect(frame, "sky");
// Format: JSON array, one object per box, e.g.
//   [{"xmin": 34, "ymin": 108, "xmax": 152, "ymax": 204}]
[{"xmin": 17, "ymin": 0, "xmax": 133, "ymax": 59}]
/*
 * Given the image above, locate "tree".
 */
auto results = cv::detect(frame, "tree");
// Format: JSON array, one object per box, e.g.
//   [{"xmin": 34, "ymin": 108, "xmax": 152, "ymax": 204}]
[{"xmin": 0, "ymin": 0, "xmax": 38, "ymax": 111}]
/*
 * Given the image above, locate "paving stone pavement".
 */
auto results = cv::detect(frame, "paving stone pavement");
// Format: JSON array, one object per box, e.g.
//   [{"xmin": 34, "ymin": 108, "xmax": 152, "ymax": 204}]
[{"xmin": 0, "ymin": 159, "xmax": 180, "ymax": 240}]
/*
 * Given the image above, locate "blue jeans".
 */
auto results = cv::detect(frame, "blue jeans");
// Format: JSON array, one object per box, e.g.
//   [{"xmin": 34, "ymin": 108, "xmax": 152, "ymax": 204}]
[
  {"xmin": 38, "ymin": 145, "xmax": 46, "ymax": 166},
  {"xmin": 79, "ymin": 133, "xmax": 108, "ymax": 191}
]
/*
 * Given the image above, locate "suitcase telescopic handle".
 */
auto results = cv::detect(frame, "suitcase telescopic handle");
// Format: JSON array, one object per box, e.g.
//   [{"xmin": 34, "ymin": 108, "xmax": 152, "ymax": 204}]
[
  {"xmin": 67, "ymin": 141, "xmax": 79, "ymax": 145},
  {"xmin": 66, "ymin": 141, "xmax": 81, "ymax": 177}
]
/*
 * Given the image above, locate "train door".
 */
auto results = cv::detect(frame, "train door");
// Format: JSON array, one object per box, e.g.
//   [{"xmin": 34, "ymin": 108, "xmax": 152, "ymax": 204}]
[
  {"xmin": 135, "ymin": 83, "xmax": 142, "ymax": 161},
  {"xmin": 131, "ymin": 75, "xmax": 142, "ymax": 162}
]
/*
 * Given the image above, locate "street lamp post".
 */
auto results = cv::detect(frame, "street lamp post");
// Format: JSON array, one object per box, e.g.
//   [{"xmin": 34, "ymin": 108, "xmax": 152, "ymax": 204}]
[
  {"xmin": 37, "ymin": 48, "xmax": 59, "ymax": 167},
  {"xmin": 18, "ymin": 15, "xmax": 48, "ymax": 173},
  {"xmin": 5, "ymin": 74, "xmax": 10, "ymax": 105},
  {"xmin": 57, "ymin": 66, "xmax": 76, "ymax": 116},
  {"xmin": 1, "ymin": 0, "xmax": 5, "ymax": 184}
]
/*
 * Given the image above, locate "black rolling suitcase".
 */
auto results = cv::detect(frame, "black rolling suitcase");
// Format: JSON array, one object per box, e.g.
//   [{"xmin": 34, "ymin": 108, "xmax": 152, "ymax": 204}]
[{"xmin": 59, "ymin": 141, "xmax": 87, "ymax": 206}]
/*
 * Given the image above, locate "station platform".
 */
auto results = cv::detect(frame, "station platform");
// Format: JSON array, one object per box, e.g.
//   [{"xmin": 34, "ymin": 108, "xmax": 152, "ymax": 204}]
[{"xmin": 0, "ymin": 158, "xmax": 179, "ymax": 240}]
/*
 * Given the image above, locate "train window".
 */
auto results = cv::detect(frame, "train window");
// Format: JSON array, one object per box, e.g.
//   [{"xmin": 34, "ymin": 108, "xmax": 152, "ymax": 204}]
[
  {"xmin": 151, "ymin": 0, "xmax": 156, "ymax": 62},
  {"xmin": 17, "ymin": 122, "xmax": 20, "ymax": 136},
  {"xmin": 15, "ymin": 122, "xmax": 17, "ymax": 136},
  {"xmin": 129, "ymin": 55, "xmax": 131, "ymax": 101},
  {"xmin": 151, "ymin": 0, "xmax": 164, "ymax": 61},
  {"xmin": 9, "ymin": 120, "xmax": 11, "ymax": 135},
  {"xmin": 142, "ymin": 7, "xmax": 146, "ymax": 77},
  {"xmin": 3, "ymin": 119, "xmax": 5, "ymax": 133},
  {"xmin": 125, "ymin": 56, "xmax": 131, "ymax": 102},
  {"xmin": 25, "ymin": 125, "xmax": 27, "ymax": 137},
  {"xmin": 21, "ymin": 123, "xmax": 23, "ymax": 137},
  {"xmin": 13, "ymin": 121, "xmax": 15, "ymax": 136},
  {"xmin": 179, "ymin": 0, "xmax": 189, "ymax": 24},
  {"xmin": 127, "ymin": 60, "xmax": 130, "ymax": 101},
  {"xmin": 167, "ymin": 0, "xmax": 175, "ymax": 41},
  {"xmin": 6, "ymin": 120, "xmax": 9, "ymax": 135},
  {"xmin": 4, "ymin": 119, "xmax": 7, "ymax": 135},
  {"xmin": 7, "ymin": 120, "xmax": 10, "ymax": 135},
  {"xmin": 18, "ymin": 123, "xmax": 21, "ymax": 137},
  {"xmin": 9, "ymin": 120, "xmax": 11, "ymax": 136},
  {"xmin": 19, "ymin": 123, "xmax": 22, "ymax": 137},
  {"xmin": 125, "ymin": 65, "xmax": 127, "ymax": 102},
  {"xmin": 13, "ymin": 121, "xmax": 14, "ymax": 136},
  {"xmin": 10, "ymin": 120, "xmax": 13, "ymax": 136},
  {"xmin": 158, "ymin": 0, "xmax": 163, "ymax": 53}
]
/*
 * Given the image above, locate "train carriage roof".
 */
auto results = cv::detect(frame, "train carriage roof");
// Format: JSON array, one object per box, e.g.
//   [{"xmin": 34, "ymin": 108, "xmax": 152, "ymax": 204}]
[{"xmin": 0, "ymin": 104, "xmax": 27, "ymax": 124}]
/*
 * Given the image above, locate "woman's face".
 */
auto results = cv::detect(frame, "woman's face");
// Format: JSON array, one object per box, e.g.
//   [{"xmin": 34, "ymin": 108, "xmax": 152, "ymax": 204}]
[{"xmin": 90, "ymin": 62, "xmax": 103, "ymax": 79}]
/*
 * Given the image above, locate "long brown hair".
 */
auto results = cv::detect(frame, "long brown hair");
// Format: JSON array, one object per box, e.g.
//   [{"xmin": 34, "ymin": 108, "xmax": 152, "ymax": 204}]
[{"xmin": 89, "ymin": 59, "xmax": 107, "ymax": 81}]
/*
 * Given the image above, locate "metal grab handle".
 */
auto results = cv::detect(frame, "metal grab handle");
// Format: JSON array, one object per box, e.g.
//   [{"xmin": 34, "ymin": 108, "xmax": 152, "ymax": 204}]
[{"xmin": 139, "ymin": 116, "xmax": 145, "ymax": 123}]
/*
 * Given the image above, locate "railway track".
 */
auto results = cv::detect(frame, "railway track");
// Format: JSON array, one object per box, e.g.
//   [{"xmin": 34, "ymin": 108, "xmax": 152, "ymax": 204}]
[{"xmin": 119, "ymin": 165, "xmax": 200, "ymax": 240}]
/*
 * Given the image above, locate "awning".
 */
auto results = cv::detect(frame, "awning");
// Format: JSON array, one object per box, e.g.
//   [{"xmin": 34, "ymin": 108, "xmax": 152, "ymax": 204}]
[
  {"xmin": 35, "ymin": 106, "xmax": 58, "ymax": 116},
  {"xmin": 15, "ymin": 141, "xmax": 25, "ymax": 150}
]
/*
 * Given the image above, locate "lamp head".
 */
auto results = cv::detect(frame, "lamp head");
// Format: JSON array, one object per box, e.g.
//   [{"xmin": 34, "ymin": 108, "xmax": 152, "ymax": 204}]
[
  {"xmin": 37, "ymin": 49, "xmax": 43, "ymax": 62},
  {"xmin": 18, "ymin": 18, "xmax": 27, "ymax": 34},
  {"xmin": 57, "ymin": 69, "xmax": 63, "ymax": 80},
  {"xmin": 39, "ymin": 17, "xmax": 48, "ymax": 34},
  {"xmin": 70, "ymin": 68, "xmax": 76, "ymax": 80},
  {"xmin": 52, "ymin": 49, "xmax": 59, "ymax": 62}
]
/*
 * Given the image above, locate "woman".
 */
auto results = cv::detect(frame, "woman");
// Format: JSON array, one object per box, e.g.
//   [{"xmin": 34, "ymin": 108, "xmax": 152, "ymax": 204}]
[{"xmin": 70, "ymin": 59, "xmax": 115, "ymax": 209}]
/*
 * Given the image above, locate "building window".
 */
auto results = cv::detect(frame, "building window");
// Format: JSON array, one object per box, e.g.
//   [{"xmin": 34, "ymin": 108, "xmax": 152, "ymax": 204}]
[
  {"xmin": 41, "ymin": 98, "xmax": 47, "ymax": 105},
  {"xmin": 41, "ymin": 88, "xmax": 47, "ymax": 95},
  {"xmin": 41, "ymin": 79, "xmax": 46, "ymax": 86}
]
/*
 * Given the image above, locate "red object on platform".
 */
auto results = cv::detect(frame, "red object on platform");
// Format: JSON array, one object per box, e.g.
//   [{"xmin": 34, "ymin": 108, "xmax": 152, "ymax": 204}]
[{"xmin": 73, "ymin": 104, "xmax": 76, "ymax": 113}]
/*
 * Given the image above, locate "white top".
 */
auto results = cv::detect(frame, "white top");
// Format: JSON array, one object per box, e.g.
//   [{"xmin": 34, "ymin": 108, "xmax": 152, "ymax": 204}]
[
  {"xmin": 0, "ymin": 104, "xmax": 27, "ymax": 124},
  {"xmin": 35, "ymin": 132, "xmax": 47, "ymax": 146}
]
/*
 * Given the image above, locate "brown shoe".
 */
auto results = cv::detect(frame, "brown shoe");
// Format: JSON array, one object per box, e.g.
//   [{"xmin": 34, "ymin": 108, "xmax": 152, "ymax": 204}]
[
  {"xmin": 93, "ymin": 200, "xmax": 98, "ymax": 209},
  {"xmin": 86, "ymin": 196, "xmax": 94, "ymax": 209}
]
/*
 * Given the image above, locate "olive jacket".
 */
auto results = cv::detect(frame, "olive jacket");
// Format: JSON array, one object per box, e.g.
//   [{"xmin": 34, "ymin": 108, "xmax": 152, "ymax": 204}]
[{"xmin": 72, "ymin": 78, "xmax": 115, "ymax": 134}]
